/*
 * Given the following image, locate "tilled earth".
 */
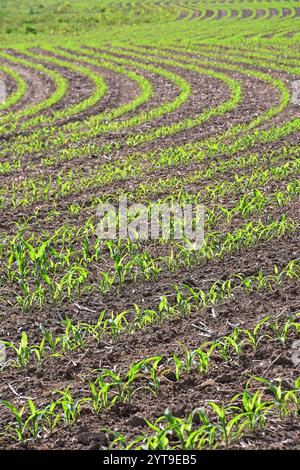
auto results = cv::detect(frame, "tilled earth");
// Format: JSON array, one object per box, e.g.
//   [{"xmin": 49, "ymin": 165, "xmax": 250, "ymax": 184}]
[{"xmin": 0, "ymin": 4, "xmax": 300, "ymax": 450}]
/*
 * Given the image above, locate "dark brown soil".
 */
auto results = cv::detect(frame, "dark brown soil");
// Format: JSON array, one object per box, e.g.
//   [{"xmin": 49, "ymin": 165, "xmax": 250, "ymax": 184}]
[{"xmin": 0, "ymin": 59, "xmax": 55, "ymax": 115}]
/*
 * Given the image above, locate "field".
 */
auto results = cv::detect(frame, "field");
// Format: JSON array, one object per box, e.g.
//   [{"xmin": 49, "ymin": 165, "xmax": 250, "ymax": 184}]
[{"xmin": 0, "ymin": 0, "xmax": 300, "ymax": 451}]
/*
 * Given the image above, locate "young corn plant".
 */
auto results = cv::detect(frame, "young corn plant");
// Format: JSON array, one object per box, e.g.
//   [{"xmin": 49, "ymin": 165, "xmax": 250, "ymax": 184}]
[
  {"xmin": 239, "ymin": 316, "xmax": 272, "ymax": 350},
  {"xmin": 43, "ymin": 402, "xmax": 61, "ymax": 435},
  {"xmin": 192, "ymin": 348, "xmax": 210, "ymax": 374},
  {"xmin": 3, "ymin": 332, "xmax": 32, "ymax": 367},
  {"xmin": 231, "ymin": 383, "xmax": 274, "ymax": 430},
  {"xmin": 208, "ymin": 402, "xmax": 244, "ymax": 448},
  {"xmin": 40, "ymin": 326, "xmax": 62, "ymax": 355},
  {"xmin": 269, "ymin": 317, "xmax": 298, "ymax": 348},
  {"xmin": 0, "ymin": 399, "xmax": 46, "ymax": 442},
  {"xmin": 89, "ymin": 376, "xmax": 118, "ymax": 412},
  {"xmin": 61, "ymin": 317, "xmax": 86, "ymax": 351},
  {"xmin": 252, "ymin": 377, "xmax": 291, "ymax": 418},
  {"xmin": 122, "ymin": 357, "xmax": 162, "ymax": 404},
  {"xmin": 54, "ymin": 388, "xmax": 89, "ymax": 424},
  {"xmin": 106, "ymin": 241, "xmax": 133, "ymax": 287}
]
